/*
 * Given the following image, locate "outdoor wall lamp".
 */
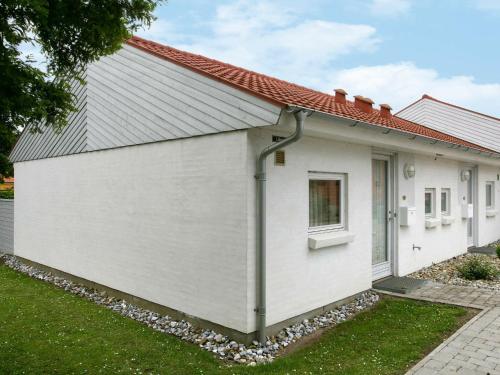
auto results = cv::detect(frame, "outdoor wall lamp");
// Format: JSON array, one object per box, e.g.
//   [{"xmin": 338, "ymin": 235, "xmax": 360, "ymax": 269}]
[
  {"xmin": 403, "ymin": 163, "xmax": 416, "ymax": 179},
  {"xmin": 461, "ymin": 169, "xmax": 471, "ymax": 181}
]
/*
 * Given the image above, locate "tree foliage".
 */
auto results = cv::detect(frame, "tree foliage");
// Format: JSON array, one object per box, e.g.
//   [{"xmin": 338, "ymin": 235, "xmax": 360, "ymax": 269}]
[{"xmin": 0, "ymin": 0, "xmax": 163, "ymax": 177}]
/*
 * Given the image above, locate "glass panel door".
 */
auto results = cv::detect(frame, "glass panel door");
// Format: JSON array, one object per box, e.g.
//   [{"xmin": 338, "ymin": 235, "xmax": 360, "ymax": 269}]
[{"xmin": 372, "ymin": 159, "xmax": 388, "ymax": 266}]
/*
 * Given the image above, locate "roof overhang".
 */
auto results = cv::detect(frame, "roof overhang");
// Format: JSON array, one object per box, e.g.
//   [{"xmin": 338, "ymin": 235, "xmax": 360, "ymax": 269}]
[{"xmin": 285, "ymin": 105, "xmax": 500, "ymax": 161}]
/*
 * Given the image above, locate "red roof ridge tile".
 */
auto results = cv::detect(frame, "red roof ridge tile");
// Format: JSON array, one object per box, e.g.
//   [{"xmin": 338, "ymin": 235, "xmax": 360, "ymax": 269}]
[{"xmin": 126, "ymin": 36, "xmax": 498, "ymax": 156}]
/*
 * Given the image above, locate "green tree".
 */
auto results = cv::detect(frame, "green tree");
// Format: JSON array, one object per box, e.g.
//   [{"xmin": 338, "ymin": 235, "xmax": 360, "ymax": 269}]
[{"xmin": 0, "ymin": 0, "xmax": 163, "ymax": 177}]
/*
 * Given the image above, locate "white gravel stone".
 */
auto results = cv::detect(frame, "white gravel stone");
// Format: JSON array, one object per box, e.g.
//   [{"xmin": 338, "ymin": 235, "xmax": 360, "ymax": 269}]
[
  {"xmin": 0, "ymin": 253, "xmax": 379, "ymax": 365},
  {"xmin": 214, "ymin": 333, "xmax": 224, "ymax": 343}
]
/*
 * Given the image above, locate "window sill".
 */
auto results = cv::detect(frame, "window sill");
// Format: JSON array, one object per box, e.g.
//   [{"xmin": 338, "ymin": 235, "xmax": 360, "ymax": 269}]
[
  {"xmin": 486, "ymin": 209, "xmax": 497, "ymax": 218},
  {"xmin": 308, "ymin": 231, "xmax": 355, "ymax": 250},
  {"xmin": 425, "ymin": 217, "xmax": 441, "ymax": 229},
  {"xmin": 441, "ymin": 215, "xmax": 455, "ymax": 225}
]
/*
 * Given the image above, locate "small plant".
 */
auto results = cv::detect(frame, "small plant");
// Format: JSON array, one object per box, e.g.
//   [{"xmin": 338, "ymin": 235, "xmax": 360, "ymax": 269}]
[
  {"xmin": 496, "ymin": 244, "xmax": 500, "ymax": 259},
  {"xmin": 0, "ymin": 189, "xmax": 14, "ymax": 199},
  {"xmin": 457, "ymin": 256, "xmax": 499, "ymax": 281}
]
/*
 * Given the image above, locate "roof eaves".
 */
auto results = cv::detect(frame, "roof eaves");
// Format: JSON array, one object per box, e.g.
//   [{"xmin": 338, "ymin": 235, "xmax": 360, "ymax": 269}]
[{"xmin": 289, "ymin": 104, "xmax": 500, "ymax": 158}]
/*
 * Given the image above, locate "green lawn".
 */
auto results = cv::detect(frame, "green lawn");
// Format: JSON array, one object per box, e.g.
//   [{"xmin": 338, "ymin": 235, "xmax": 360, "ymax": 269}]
[{"xmin": 0, "ymin": 264, "xmax": 471, "ymax": 375}]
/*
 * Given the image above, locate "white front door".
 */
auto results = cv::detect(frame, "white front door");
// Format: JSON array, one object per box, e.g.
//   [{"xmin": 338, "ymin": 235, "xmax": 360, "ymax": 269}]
[{"xmin": 372, "ymin": 156, "xmax": 393, "ymax": 280}]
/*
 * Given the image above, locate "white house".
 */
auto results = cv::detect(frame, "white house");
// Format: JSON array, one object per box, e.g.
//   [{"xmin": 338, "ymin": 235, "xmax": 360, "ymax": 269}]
[{"xmin": 9, "ymin": 36, "xmax": 500, "ymax": 343}]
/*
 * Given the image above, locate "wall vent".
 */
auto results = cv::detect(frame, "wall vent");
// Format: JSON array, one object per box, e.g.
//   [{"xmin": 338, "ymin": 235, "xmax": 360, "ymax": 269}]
[{"xmin": 275, "ymin": 150, "xmax": 285, "ymax": 166}]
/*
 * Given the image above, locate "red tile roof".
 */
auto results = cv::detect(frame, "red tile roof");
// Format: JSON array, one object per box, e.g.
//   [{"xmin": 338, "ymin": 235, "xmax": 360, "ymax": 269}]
[{"xmin": 127, "ymin": 36, "xmax": 496, "ymax": 154}]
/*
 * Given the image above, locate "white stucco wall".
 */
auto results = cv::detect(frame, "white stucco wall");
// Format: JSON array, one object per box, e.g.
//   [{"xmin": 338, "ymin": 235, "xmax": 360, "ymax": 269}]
[
  {"xmin": 477, "ymin": 164, "xmax": 500, "ymax": 246},
  {"xmin": 397, "ymin": 157, "xmax": 500, "ymax": 275},
  {"xmin": 247, "ymin": 127, "xmax": 373, "ymax": 330},
  {"xmin": 397, "ymin": 154, "xmax": 469, "ymax": 275},
  {"xmin": 14, "ymin": 131, "xmax": 251, "ymax": 333},
  {"xmin": 244, "ymin": 113, "xmax": 500, "ymax": 332}
]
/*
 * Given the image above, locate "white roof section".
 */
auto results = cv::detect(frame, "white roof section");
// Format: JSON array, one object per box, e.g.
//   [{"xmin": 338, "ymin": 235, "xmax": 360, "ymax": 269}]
[{"xmin": 398, "ymin": 95, "xmax": 500, "ymax": 153}]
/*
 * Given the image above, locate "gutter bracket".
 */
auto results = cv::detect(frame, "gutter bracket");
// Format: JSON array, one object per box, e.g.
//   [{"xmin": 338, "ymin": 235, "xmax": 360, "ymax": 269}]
[{"xmin": 254, "ymin": 173, "xmax": 266, "ymax": 181}]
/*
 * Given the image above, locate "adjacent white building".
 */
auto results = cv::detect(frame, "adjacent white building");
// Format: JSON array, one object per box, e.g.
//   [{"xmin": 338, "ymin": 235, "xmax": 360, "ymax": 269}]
[
  {"xmin": 398, "ymin": 94, "xmax": 500, "ymax": 153},
  {"xmin": 9, "ymin": 36, "xmax": 500, "ymax": 342}
]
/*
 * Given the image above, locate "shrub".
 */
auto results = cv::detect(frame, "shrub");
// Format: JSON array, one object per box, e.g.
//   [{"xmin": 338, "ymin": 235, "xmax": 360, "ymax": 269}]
[
  {"xmin": 457, "ymin": 256, "xmax": 499, "ymax": 281},
  {"xmin": 496, "ymin": 244, "xmax": 500, "ymax": 259},
  {"xmin": 0, "ymin": 190, "xmax": 14, "ymax": 199}
]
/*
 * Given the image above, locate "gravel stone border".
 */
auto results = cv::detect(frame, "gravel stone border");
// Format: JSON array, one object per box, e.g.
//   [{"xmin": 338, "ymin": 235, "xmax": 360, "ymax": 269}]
[
  {"xmin": 410, "ymin": 253, "xmax": 500, "ymax": 291},
  {"xmin": 0, "ymin": 254, "xmax": 379, "ymax": 365}
]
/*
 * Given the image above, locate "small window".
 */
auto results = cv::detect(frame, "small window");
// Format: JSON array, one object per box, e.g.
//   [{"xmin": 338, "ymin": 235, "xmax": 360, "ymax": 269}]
[
  {"xmin": 441, "ymin": 188, "xmax": 451, "ymax": 216},
  {"xmin": 309, "ymin": 173, "xmax": 345, "ymax": 231},
  {"xmin": 425, "ymin": 188, "xmax": 435, "ymax": 218},
  {"xmin": 486, "ymin": 181, "xmax": 495, "ymax": 209}
]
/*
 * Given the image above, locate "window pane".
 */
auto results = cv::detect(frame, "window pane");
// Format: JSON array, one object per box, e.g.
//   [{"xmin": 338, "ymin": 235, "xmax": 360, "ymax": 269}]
[
  {"xmin": 486, "ymin": 184, "xmax": 492, "ymax": 207},
  {"xmin": 309, "ymin": 179, "xmax": 341, "ymax": 227},
  {"xmin": 441, "ymin": 192, "xmax": 447, "ymax": 213},
  {"xmin": 425, "ymin": 192, "xmax": 432, "ymax": 215}
]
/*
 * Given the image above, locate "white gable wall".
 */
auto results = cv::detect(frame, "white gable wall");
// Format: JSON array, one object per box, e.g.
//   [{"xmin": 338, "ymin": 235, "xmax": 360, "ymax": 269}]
[
  {"xmin": 10, "ymin": 75, "xmax": 88, "ymax": 163},
  {"xmin": 396, "ymin": 99, "xmax": 427, "ymax": 125},
  {"xmin": 85, "ymin": 45, "xmax": 281, "ymax": 151},
  {"xmin": 398, "ymin": 98, "xmax": 500, "ymax": 153},
  {"xmin": 10, "ymin": 44, "xmax": 281, "ymax": 164}
]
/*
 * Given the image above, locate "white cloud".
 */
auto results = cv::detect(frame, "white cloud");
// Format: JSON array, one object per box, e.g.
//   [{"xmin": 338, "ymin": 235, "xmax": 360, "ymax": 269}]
[
  {"xmin": 370, "ymin": 0, "xmax": 412, "ymax": 17},
  {"xmin": 328, "ymin": 62, "xmax": 500, "ymax": 116},
  {"xmin": 139, "ymin": 0, "xmax": 380, "ymax": 87}
]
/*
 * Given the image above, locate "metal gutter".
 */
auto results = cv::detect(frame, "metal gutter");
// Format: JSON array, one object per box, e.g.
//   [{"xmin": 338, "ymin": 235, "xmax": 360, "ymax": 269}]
[{"xmin": 286, "ymin": 104, "xmax": 500, "ymax": 159}]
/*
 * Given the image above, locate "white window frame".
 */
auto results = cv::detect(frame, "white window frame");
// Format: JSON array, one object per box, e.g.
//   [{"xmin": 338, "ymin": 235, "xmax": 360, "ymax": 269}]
[
  {"xmin": 486, "ymin": 181, "xmax": 495, "ymax": 209},
  {"xmin": 425, "ymin": 188, "xmax": 436, "ymax": 218},
  {"xmin": 308, "ymin": 172, "xmax": 346, "ymax": 233},
  {"xmin": 441, "ymin": 188, "xmax": 451, "ymax": 216}
]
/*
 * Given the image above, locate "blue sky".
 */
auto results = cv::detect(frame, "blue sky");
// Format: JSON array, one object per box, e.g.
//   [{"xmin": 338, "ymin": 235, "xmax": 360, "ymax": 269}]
[{"xmin": 137, "ymin": 0, "xmax": 500, "ymax": 116}]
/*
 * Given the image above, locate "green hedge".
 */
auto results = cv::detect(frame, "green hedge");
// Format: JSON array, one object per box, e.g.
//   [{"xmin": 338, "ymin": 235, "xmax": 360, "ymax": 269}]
[{"xmin": 0, "ymin": 190, "xmax": 14, "ymax": 199}]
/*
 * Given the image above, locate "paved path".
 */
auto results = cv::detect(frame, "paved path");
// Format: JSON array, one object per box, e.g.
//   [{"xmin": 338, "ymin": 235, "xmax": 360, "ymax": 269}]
[
  {"xmin": 376, "ymin": 282, "xmax": 500, "ymax": 375},
  {"xmin": 407, "ymin": 283, "xmax": 500, "ymax": 309}
]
